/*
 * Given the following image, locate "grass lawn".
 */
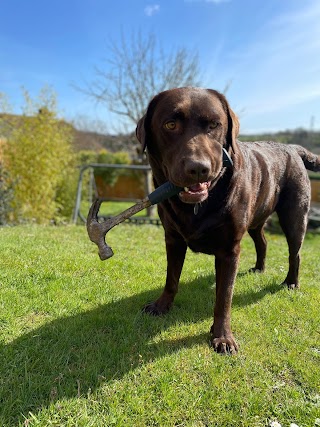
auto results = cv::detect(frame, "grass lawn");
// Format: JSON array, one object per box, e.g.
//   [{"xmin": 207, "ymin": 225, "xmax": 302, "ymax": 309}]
[{"xmin": 0, "ymin": 223, "xmax": 319, "ymax": 426}]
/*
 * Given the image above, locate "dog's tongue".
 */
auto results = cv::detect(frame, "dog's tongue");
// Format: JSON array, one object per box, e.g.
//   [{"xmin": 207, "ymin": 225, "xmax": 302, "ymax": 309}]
[
  {"xmin": 189, "ymin": 183, "xmax": 207, "ymax": 192},
  {"xmin": 180, "ymin": 181, "xmax": 211, "ymax": 204}
]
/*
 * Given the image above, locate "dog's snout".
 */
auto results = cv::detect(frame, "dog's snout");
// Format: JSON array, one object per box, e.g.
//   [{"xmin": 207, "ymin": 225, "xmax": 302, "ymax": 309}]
[{"xmin": 184, "ymin": 159, "xmax": 211, "ymax": 181}]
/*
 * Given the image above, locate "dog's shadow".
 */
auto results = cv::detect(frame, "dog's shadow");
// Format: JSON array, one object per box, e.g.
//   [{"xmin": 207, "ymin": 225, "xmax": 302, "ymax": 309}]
[{"xmin": 0, "ymin": 272, "xmax": 280, "ymax": 425}]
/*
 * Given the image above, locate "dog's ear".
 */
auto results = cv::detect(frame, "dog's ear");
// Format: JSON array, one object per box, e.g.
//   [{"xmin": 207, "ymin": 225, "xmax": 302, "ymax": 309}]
[
  {"xmin": 136, "ymin": 92, "xmax": 163, "ymax": 153},
  {"xmin": 219, "ymin": 93, "xmax": 240, "ymax": 152},
  {"xmin": 208, "ymin": 90, "xmax": 240, "ymax": 152},
  {"xmin": 136, "ymin": 115, "xmax": 147, "ymax": 152},
  {"xmin": 227, "ymin": 106, "xmax": 240, "ymax": 147}
]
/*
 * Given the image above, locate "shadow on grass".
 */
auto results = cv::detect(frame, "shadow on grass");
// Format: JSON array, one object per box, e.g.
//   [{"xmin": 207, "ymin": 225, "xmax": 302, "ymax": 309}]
[{"xmin": 0, "ymin": 273, "xmax": 281, "ymax": 425}]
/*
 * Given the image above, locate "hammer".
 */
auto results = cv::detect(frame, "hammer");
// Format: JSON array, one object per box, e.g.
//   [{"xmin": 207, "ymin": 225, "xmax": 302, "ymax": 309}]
[{"xmin": 87, "ymin": 181, "xmax": 183, "ymax": 260}]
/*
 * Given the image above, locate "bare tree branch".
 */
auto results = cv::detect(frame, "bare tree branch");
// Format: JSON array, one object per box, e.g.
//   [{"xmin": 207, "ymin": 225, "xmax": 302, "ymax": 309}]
[{"xmin": 77, "ymin": 31, "xmax": 202, "ymax": 130}]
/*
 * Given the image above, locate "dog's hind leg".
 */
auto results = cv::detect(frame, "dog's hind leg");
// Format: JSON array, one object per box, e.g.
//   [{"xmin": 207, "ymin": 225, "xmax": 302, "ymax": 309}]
[
  {"xmin": 248, "ymin": 224, "xmax": 267, "ymax": 272},
  {"xmin": 276, "ymin": 196, "xmax": 309, "ymax": 289}
]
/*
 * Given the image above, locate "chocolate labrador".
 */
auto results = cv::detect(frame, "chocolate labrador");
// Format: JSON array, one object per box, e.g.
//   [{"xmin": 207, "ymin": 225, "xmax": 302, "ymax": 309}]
[{"xmin": 136, "ymin": 87, "xmax": 320, "ymax": 354}]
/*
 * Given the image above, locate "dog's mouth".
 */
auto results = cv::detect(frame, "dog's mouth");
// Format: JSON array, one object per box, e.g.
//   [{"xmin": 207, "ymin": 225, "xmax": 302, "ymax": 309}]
[{"xmin": 178, "ymin": 181, "xmax": 211, "ymax": 204}]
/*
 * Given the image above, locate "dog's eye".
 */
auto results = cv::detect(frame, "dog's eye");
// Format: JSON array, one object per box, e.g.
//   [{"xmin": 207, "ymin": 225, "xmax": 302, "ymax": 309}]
[
  {"xmin": 164, "ymin": 121, "xmax": 176, "ymax": 130},
  {"xmin": 208, "ymin": 121, "xmax": 219, "ymax": 131}
]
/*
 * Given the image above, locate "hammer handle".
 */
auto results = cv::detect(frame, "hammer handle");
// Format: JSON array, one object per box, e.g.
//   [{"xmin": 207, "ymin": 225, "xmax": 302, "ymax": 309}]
[
  {"xmin": 97, "ymin": 182, "xmax": 182, "ymax": 232},
  {"xmin": 87, "ymin": 181, "xmax": 183, "ymax": 261},
  {"xmin": 105, "ymin": 198, "xmax": 151, "ymax": 231},
  {"xmin": 148, "ymin": 182, "xmax": 183, "ymax": 205}
]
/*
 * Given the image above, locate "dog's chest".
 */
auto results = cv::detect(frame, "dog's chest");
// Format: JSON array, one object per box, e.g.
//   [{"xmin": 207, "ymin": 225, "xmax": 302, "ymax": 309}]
[
  {"xmin": 175, "ymin": 212, "xmax": 228, "ymax": 255},
  {"xmin": 187, "ymin": 234, "xmax": 219, "ymax": 255}
]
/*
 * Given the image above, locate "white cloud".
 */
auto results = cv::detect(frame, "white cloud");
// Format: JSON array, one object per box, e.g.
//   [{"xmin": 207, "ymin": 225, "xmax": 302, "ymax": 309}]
[{"xmin": 144, "ymin": 4, "xmax": 160, "ymax": 16}]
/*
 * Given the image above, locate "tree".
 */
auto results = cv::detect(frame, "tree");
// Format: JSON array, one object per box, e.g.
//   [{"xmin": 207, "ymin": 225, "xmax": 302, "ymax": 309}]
[
  {"xmin": 1, "ymin": 87, "xmax": 76, "ymax": 223},
  {"xmin": 81, "ymin": 31, "xmax": 202, "ymax": 130}
]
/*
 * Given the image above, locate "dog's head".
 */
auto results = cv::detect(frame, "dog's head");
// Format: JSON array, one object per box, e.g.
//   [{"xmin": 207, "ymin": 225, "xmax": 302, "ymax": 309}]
[{"xmin": 136, "ymin": 87, "xmax": 239, "ymax": 204}]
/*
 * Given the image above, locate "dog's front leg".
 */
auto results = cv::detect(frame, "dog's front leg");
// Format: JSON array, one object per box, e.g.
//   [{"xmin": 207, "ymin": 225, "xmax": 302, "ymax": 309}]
[
  {"xmin": 143, "ymin": 230, "xmax": 187, "ymax": 316},
  {"xmin": 211, "ymin": 246, "xmax": 240, "ymax": 354}
]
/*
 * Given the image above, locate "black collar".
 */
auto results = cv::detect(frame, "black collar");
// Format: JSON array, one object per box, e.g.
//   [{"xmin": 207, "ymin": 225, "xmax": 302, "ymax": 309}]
[{"xmin": 222, "ymin": 147, "xmax": 233, "ymax": 168}]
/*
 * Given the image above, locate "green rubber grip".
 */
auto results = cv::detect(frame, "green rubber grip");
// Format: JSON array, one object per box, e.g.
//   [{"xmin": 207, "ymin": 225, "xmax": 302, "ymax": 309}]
[{"xmin": 148, "ymin": 182, "xmax": 183, "ymax": 205}]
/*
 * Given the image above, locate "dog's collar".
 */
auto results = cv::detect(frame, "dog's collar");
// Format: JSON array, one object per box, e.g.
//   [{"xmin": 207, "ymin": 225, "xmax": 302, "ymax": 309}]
[{"xmin": 222, "ymin": 147, "xmax": 233, "ymax": 168}]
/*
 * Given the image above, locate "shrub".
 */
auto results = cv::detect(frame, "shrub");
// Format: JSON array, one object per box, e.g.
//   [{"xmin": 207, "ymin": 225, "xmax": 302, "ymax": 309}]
[
  {"xmin": 1, "ymin": 88, "xmax": 76, "ymax": 223},
  {"xmin": 94, "ymin": 149, "xmax": 131, "ymax": 186}
]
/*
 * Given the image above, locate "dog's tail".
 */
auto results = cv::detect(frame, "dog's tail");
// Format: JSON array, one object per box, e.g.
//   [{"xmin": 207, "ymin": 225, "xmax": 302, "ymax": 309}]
[{"xmin": 294, "ymin": 145, "xmax": 320, "ymax": 172}]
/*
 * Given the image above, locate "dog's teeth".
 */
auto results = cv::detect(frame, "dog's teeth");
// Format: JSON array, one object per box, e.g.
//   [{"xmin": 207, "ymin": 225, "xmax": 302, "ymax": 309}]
[{"xmin": 184, "ymin": 187, "xmax": 189, "ymax": 192}]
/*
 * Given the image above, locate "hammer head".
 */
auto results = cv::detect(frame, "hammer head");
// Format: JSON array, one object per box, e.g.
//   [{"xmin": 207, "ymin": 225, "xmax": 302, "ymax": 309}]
[
  {"xmin": 98, "ymin": 245, "xmax": 114, "ymax": 260},
  {"xmin": 86, "ymin": 199, "xmax": 114, "ymax": 260}
]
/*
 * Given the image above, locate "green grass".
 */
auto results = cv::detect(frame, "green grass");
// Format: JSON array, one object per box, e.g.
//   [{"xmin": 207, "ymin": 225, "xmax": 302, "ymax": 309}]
[{"xmin": 0, "ymin": 224, "xmax": 319, "ymax": 427}]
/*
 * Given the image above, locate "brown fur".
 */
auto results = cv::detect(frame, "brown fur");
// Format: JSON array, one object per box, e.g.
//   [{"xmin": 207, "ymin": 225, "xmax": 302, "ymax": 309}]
[{"xmin": 136, "ymin": 87, "xmax": 320, "ymax": 354}]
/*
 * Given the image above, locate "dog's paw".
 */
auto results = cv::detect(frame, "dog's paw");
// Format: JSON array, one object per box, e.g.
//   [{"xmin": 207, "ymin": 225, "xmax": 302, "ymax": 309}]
[
  {"xmin": 142, "ymin": 301, "xmax": 170, "ymax": 316},
  {"xmin": 281, "ymin": 281, "xmax": 300, "ymax": 290},
  {"xmin": 248, "ymin": 267, "xmax": 263, "ymax": 273},
  {"xmin": 210, "ymin": 335, "xmax": 239, "ymax": 355}
]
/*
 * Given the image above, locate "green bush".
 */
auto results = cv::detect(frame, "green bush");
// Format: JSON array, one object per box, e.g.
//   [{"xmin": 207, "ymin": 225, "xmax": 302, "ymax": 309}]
[
  {"xmin": 1, "ymin": 88, "xmax": 76, "ymax": 223},
  {"xmin": 94, "ymin": 149, "xmax": 131, "ymax": 186}
]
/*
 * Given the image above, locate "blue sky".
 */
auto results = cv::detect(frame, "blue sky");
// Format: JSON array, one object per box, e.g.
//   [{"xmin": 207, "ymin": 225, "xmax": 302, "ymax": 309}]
[{"xmin": 1, "ymin": 0, "xmax": 320, "ymax": 134}]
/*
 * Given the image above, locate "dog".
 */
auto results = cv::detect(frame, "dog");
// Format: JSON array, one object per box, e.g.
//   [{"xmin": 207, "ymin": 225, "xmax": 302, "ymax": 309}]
[{"xmin": 136, "ymin": 87, "xmax": 320, "ymax": 354}]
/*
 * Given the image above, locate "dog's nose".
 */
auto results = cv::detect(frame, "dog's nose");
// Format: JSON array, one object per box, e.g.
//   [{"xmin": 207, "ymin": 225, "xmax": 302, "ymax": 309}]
[{"xmin": 184, "ymin": 159, "xmax": 211, "ymax": 181}]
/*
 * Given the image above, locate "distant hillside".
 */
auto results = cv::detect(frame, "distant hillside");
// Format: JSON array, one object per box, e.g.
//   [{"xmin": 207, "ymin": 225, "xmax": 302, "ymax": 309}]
[
  {"xmin": 72, "ymin": 129, "xmax": 139, "ymax": 156},
  {"xmin": 240, "ymin": 129, "xmax": 320, "ymax": 154}
]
